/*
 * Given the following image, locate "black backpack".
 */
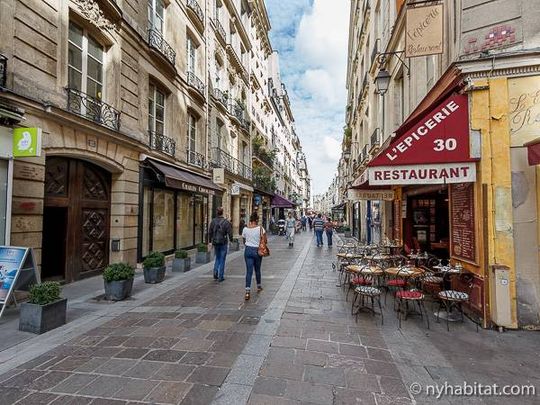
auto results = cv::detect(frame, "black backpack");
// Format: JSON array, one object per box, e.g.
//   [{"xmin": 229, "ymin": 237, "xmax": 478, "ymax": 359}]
[{"xmin": 212, "ymin": 218, "xmax": 227, "ymax": 245}]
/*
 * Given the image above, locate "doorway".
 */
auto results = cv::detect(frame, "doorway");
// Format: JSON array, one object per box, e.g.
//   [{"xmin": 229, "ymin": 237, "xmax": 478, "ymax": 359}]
[{"xmin": 42, "ymin": 157, "xmax": 111, "ymax": 282}]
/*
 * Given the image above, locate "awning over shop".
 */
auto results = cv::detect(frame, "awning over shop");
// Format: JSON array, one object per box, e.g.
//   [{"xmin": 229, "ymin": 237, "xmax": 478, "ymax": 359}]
[
  {"xmin": 271, "ymin": 194, "xmax": 295, "ymax": 208},
  {"xmin": 525, "ymin": 138, "xmax": 540, "ymax": 166},
  {"xmin": 367, "ymin": 93, "xmax": 478, "ymax": 186},
  {"xmin": 146, "ymin": 159, "xmax": 222, "ymax": 194},
  {"xmin": 332, "ymin": 202, "xmax": 346, "ymax": 211}
]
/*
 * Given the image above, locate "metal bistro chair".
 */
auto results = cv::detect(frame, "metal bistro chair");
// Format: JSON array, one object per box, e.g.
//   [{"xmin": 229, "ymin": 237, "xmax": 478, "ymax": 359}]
[
  {"xmin": 351, "ymin": 266, "xmax": 384, "ymax": 325},
  {"xmin": 345, "ymin": 262, "xmax": 373, "ymax": 301},
  {"xmin": 436, "ymin": 273, "xmax": 477, "ymax": 332},
  {"xmin": 395, "ymin": 273, "xmax": 430, "ymax": 329}
]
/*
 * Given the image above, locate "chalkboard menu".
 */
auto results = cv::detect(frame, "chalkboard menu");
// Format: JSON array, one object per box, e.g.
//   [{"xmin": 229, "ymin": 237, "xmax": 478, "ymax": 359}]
[
  {"xmin": 450, "ymin": 183, "xmax": 476, "ymax": 262},
  {"xmin": 393, "ymin": 200, "xmax": 401, "ymax": 241}
]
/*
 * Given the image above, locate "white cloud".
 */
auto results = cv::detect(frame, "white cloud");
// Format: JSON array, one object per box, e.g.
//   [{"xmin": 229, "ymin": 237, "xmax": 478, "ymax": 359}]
[{"xmin": 267, "ymin": 0, "xmax": 350, "ymax": 195}]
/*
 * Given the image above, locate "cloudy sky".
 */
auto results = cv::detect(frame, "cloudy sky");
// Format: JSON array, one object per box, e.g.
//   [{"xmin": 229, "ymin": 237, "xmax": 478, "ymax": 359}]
[{"xmin": 266, "ymin": 0, "xmax": 350, "ymax": 195}]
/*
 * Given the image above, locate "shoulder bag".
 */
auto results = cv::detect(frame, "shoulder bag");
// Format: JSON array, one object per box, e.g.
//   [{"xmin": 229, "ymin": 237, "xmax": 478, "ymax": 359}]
[{"xmin": 258, "ymin": 226, "xmax": 270, "ymax": 257}]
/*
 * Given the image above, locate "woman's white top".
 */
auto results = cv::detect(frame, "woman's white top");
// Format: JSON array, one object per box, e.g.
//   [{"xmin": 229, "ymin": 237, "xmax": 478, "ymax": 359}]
[{"xmin": 242, "ymin": 226, "xmax": 265, "ymax": 247}]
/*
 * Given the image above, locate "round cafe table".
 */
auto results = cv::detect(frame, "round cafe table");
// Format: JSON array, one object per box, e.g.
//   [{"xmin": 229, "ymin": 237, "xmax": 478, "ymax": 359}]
[
  {"xmin": 336, "ymin": 252, "xmax": 363, "ymax": 260},
  {"xmin": 433, "ymin": 266, "xmax": 463, "ymax": 322},
  {"xmin": 385, "ymin": 266, "xmax": 425, "ymax": 279},
  {"xmin": 346, "ymin": 265, "xmax": 384, "ymax": 276}
]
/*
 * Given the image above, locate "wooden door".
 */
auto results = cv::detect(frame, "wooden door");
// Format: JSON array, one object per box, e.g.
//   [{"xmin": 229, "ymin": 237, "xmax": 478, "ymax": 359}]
[{"xmin": 43, "ymin": 157, "xmax": 111, "ymax": 282}]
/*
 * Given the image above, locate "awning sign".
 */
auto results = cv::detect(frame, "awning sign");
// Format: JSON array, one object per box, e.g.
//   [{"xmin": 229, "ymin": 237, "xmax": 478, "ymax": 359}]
[
  {"xmin": 13, "ymin": 127, "xmax": 42, "ymax": 157},
  {"xmin": 348, "ymin": 189, "xmax": 395, "ymax": 201},
  {"xmin": 368, "ymin": 162, "xmax": 476, "ymax": 186},
  {"xmin": 369, "ymin": 94, "xmax": 473, "ymax": 167}
]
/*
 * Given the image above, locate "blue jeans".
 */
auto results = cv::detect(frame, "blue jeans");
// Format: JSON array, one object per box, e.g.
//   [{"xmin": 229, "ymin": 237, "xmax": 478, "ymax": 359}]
[
  {"xmin": 326, "ymin": 230, "xmax": 333, "ymax": 246},
  {"xmin": 213, "ymin": 243, "xmax": 228, "ymax": 280},
  {"xmin": 315, "ymin": 230, "xmax": 324, "ymax": 246},
  {"xmin": 244, "ymin": 246, "xmax": 262, "ymax": 290}
]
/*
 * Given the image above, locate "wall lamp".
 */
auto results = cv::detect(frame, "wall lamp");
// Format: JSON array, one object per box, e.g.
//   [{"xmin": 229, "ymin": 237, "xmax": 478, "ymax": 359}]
[{"xmin": 374, "ymin": 51, "xmax": 410, "ymax": 96}]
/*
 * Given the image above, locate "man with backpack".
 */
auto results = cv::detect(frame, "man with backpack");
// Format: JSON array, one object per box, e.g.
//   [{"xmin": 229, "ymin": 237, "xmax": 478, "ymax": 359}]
[{"xmin": 208, "ymin": 207, "xmax": 233, "ymax": 282}]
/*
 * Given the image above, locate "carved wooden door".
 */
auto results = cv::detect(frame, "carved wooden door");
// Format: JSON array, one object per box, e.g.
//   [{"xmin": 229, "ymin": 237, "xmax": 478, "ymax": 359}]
[{"xmin": 44, "ymin": 157, "xmax": 111, "ymax": 282}]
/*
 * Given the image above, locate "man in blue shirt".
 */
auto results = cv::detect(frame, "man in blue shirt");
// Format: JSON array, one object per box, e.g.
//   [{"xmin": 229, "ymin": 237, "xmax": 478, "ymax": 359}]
[{"xmin": 312, "ymin": 214, "xmax": 325, "ymax": 247}]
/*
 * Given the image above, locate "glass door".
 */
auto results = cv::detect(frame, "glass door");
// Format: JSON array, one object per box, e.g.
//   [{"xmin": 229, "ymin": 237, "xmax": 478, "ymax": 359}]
[
  {"xmin": 0, "ymin": 160, "xmax": 8, "ymax": 245},
  {"xmin": 194, "ymin": 195, "xmax": 204, "ymax": 245}
]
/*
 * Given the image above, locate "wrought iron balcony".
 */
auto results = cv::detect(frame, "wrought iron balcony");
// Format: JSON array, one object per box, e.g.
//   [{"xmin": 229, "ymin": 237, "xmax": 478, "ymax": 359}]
[
  {"xmin": 187, "ymin": 0, "xmax": 204, "ymax": 26},
  {"xmin": 187, "ymin": 71, "xmax": 205, "ymax": 97},
  {"xmin": 210, "ymin": 147, "xmax": 252, "ymax": 180},
  {"xmin": 66, "ymin": 88, "xmax": 121, "ymax": 131},
  {"xmin": 370, "ymin": 128, "xmax": 381, "ymax": 152},
  {"xmin": 0, "ymin": 54, "xmax": 6, "ymax": 88},
  {"xmin": 213, "ymin": 18, "xmax": 226, "ymax": 44},
  {"xmin": 148, "ymin": 29, "xmax": 176, "ymax": 67},
  {"xmin": 362, "ymin": 144, "xmax": 369, "ymax": 164},
  {"xmin": 149, "ymin": 130, "xmax": 176, "ymax": 157},
  {"xmin": 228, "ymin": 99, "xmax": 247, "ymax": 128},
  {"xmin": 186, "ymin": 148, "xmax": 206, "ymax": 168},
  {"xmin": 212, "ymin": 88, "xmax": 228, "ymax": 108}
]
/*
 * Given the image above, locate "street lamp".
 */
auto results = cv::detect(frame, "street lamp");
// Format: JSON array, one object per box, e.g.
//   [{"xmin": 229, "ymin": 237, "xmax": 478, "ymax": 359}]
[{"xmin": 374, "ymin": 68, "xmax": 391, "ymax": 95}]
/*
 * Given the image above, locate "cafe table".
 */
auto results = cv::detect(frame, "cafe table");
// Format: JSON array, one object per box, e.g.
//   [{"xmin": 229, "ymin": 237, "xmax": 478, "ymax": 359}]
[
  {"xmin": 385, "ymin": 266, "xmax": 425, "ymax": 279},
  {"xmin": 433, "ymin": 265, "xmax": 463, "ymax": 322}
]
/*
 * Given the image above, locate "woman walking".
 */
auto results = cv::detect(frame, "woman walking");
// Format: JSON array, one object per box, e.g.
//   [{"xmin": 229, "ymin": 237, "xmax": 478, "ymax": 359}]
[
  {"xmin": 285, "ymin": 211, "xmax": 296, "ymax": 247},
  {"xmin": 242, "ymin": 212, "xmax": 265, "ymax": 300}
]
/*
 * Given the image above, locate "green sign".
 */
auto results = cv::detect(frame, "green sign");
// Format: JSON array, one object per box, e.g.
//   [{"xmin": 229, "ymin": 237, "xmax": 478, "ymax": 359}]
[{"xmin": 12, "ymin": 127, "xmax": 42, "ymax": 157}]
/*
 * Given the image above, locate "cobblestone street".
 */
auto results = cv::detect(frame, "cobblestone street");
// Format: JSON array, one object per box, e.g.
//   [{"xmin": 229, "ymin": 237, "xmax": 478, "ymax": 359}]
[{"xmin": 0, "ymin": 232, "xmax": 538, "ymax": 405}]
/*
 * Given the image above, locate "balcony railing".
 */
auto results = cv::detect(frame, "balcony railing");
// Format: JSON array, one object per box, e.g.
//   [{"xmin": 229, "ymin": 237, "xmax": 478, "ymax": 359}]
[
  {"xmin": 362, "ymin": 144, "xmax": 369, "ymax": 164},
  {"xmin": 229, "ymin": 99, "xmax": 244, "ymax": 122},
  {"xmin": 210, "ymin": 147, "xmax": 252, "ymax": 180},
  {"xmin": 186, "ymin": 148, "xmax": 206, "ymax": 168},
  {"xmin": 213, "ymin": 18, "xmax": 226, "ymax": 44},
  {"xmin": 213, "ymin": 88, "xmax": 228, "ymax": 107},
  {"xmin": 370, "ymin": 128, "xmax": 381, "ymax": 152},
  {"xmin": 148, "ymin": 29, "xmax": 176, "ymax": 67},
  {"xmin": 187, "ymin": 71, "xmax": 205, "ymax": 97},
  {"xmin": 0, "ymin": 54, "xmax": 6, "ymax": 88},
  {"xmin": 66, "ymin": 88, "xmax": 121, "ymax": 131},
  {"xmin": 149, "ymin": 130, "xmax": 176, "ymax": 157},
  {"xmin": 187, "ymin": 0, "xmax": 204, "ymax": 26}
]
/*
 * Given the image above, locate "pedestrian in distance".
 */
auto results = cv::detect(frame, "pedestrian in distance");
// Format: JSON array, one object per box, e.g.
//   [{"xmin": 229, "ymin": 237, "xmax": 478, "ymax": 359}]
[
  {"xmin": 242, "ymin": 212, "xmax": 265, "ymax": 301},
  {"xmin": 313, "ymin": 213, "xmax": 325, "ymax": 247},
  {"xmin": 301, "ymin": 214, "xmax": 307, "ymax": 231},
  {"xmin": 324, "ymin": 218, "xmax": 334, "ymax": 247},
  {"xmin": 208, "ymin": 207, "xmax": 233, "ymax": 282},
  {"xmin": 285, "ymin": 211, "xmax": 296, "ymax": 247},
  {"xmin": 308, "ymin": 215, "xmax": 313, "ymax": 232}
]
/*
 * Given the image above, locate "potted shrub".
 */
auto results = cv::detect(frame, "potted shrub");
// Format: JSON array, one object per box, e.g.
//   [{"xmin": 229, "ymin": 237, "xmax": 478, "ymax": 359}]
[
  {"xmin": 103, "ymin": 263, "xmax": 135, "ymax": 301},
  {"xmin": 172, "ymin": 249, "xmax": 191, "ymax": 273},
  {"xmin": 196, "ymin": 243, "xmax": 211, "ymax": 264},
  {"xmin": 143, "ymin": 251, "xmax": 166, "ymax": 283},
  {"xmin": 230, "ymin": 238, "xmax": 240, "ymax": 252},
  {"xmin": 19, "ymin": 281, "xmax": 67, "ymax": 334},
  {"xmin": 344, "ymin": 226, "xmax": 352, "ymax": 237}
]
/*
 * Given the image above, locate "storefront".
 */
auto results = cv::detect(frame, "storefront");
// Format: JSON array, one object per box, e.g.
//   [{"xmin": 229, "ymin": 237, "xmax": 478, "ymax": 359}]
[
  {"xmin": 271, "ymin": 194, "xmax": 295, "ymax": 220},
  {"xmin": 253, "ymin": 189, "xmax": 273, "ymax": 230},
  {"xmin": 139, "ymin": 159, "xmax": 222, "ymax": 258},
  {"xmin": 0, "ymin": 126, "xmax": 14, "ymax": 246}
]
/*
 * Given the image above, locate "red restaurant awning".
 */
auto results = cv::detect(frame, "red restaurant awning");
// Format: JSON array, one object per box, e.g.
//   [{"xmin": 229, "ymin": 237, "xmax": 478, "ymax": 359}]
[
  {"xmin": 271, "ymin": 194, "xmax": 295, "ymax": 208},
  {"xmin": 367, "ymin": 93, "xmax": 478, "ymax": 186},
  {"xmin": 525, "ymin": 138, "xmax": 540, "ymax": 166}
]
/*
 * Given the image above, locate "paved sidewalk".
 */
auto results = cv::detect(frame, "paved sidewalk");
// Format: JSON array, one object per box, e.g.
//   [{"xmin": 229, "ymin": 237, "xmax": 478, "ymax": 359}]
[{"xmin": 0, "ymin": 231, "xmax": 538, "ymax": 405}]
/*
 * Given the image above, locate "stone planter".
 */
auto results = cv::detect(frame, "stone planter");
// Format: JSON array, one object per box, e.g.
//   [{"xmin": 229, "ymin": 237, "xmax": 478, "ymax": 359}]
[
  {"xmin": 143, "ymin": 266, "xmax": 166, "ymax": 283},
  {"xmin": 104, "ymin": 278, "xmax": 134, "ymax": 301},
  {"xmin": 344, "ymin": 231, "xmax": 352, "ymax": 237},
  {"xmin": 172, "ymin": 257, "xmax": 191, "ymax": 273},
  {"xmin": 196, "ymin": 251, "xmax": 211, "ymax": 264},
  {"xmin": 19, "ymin": 298, "xmax": 67, "ymax": 334},
  {"xmin": 229, "ymin": 240, "xmax": 240, "ymax": 252}
]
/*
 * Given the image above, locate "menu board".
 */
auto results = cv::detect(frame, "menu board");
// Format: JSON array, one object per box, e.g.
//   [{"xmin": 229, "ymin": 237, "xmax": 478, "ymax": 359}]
[
  {"xmin": 393, "ymin": 199, "xmax": 401, "ymax": 241},
  {"xmin": 450, "ymin": 183, "xmax": 476, "ymax": 262}
]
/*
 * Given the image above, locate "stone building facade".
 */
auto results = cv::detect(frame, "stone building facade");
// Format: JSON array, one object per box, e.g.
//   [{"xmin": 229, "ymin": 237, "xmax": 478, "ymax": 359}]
[{"xmin": 0, "ymin": 0, "xmax": 310, "ymax": 283}]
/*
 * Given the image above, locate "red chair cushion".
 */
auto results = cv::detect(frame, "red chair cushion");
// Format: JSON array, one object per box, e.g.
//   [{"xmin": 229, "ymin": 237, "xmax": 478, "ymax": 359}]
[
  {"xmin": 396, "ymin": 290, "xmax": 424, "ymax": 300},
  {"xmin": 351, "ymin": 277, "xmax": 373, "ymax": 286},
  {"xmin": 387, "ymin": 279, "xmax": 407, "ymax": 287}
]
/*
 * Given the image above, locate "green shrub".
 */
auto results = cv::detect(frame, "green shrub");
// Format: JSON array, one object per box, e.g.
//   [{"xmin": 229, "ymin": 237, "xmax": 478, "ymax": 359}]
[
  {"xmin": 343, "ymin": 226, "xmax": 351, "ymax": 232},
  {"xmin": 197, "ymin": 243, "xmax": 208, "ymax": 253},
  {"xmin": 103, "ymin": 263, "xmax": 135, "ymax": 282},
  {"xmin": 175, "ymin": 250, "xmax": 188, "ymax": 259},
  {"xmin": 28, "ymin": 281, "xmax": 62, "ymax": 305},
  {"xmin": 143, "ymin": 251, "xmax": 165, "ymax": 268}
]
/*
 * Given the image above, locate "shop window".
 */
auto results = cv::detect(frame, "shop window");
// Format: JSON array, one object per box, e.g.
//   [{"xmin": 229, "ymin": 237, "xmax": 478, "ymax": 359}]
[
  {"xmin": 176, "ymin": 193, "xmax": 193, "ymax": 248},
  {"xmin": 148, "ymin": 83, "xmax": 166, "ymax": 135},
  {"xmin": 68, "ymin": 21, "xmax": 104, "ymax": 99},
  {"xmin": 0, "ymin": 160, "xmax": 7, "ymax": 245},
  {"xmin": 148, "ymin": 0, "xmax": 165, "ymax": 33},
  {"xmin": 152, "ymin": 189, "xmax": 175, "ymax": 252},
  {"xmin": 142, "ymin": 187, "xmax": 152, "ymax": 256}
]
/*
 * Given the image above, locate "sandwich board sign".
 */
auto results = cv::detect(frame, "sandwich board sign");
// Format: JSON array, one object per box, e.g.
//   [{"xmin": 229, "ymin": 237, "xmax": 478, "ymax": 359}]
[{"xmin": 0, "ymin": 246, "xmax": 40, "ymax": 319}]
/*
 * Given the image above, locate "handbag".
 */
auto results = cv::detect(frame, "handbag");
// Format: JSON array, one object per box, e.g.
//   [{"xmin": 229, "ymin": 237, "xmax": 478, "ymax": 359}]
[{"xmin": 258, "ymin": 226, "xmax": 270, "ymax": 257}]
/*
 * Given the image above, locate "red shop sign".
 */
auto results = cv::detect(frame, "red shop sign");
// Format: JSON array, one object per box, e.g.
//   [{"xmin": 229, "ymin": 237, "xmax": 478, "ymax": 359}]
[{"xmin": 369, "ymin": 94, "xmax": 475, "ymax": 167}]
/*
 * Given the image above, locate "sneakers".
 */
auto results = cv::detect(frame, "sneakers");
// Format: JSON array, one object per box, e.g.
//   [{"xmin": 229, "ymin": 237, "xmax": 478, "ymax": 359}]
[
  {"xmin": 245, "ymin": 291, "xmax": 251, "ymax": 300},
  {"xmin": 213, "ymin": 272, "xmax": 218, "ymax": 280},
  {"xmin": 257, "ymin": 286, "xmax": 263, "ymax": 292}
]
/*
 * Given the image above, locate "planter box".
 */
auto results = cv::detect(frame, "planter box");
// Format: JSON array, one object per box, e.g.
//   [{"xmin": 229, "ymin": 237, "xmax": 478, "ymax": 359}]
[
  {"xmin": 143, "ymin": 266, "xmax": 166, "ymax": 283},
  {"xmin": 104, "ymin": 278, "xmax": 134, "ymax": 301},
  {"xmin": 172, "ymin": 257, "xmax": 191, "ymax": 273},
  {"xmin": 344, "ymin": 231, "xmax": 352, "ymax": 237},
  {"xmin": 19, "ymin": 298, "xmax": 67, "ymax": 334},
  {"xmin": 229, "ymin": 240, "xmax": 240, "ymax": 251},
  {"xmin": 196, "ymin": 251, "xmax": 211, "ymax": 264}
]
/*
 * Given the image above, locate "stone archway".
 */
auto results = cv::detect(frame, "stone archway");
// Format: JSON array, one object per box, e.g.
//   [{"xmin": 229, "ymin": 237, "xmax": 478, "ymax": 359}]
[{"xmin": 42, "ymin": 157, "xmax": 111, "ymax": 282}]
